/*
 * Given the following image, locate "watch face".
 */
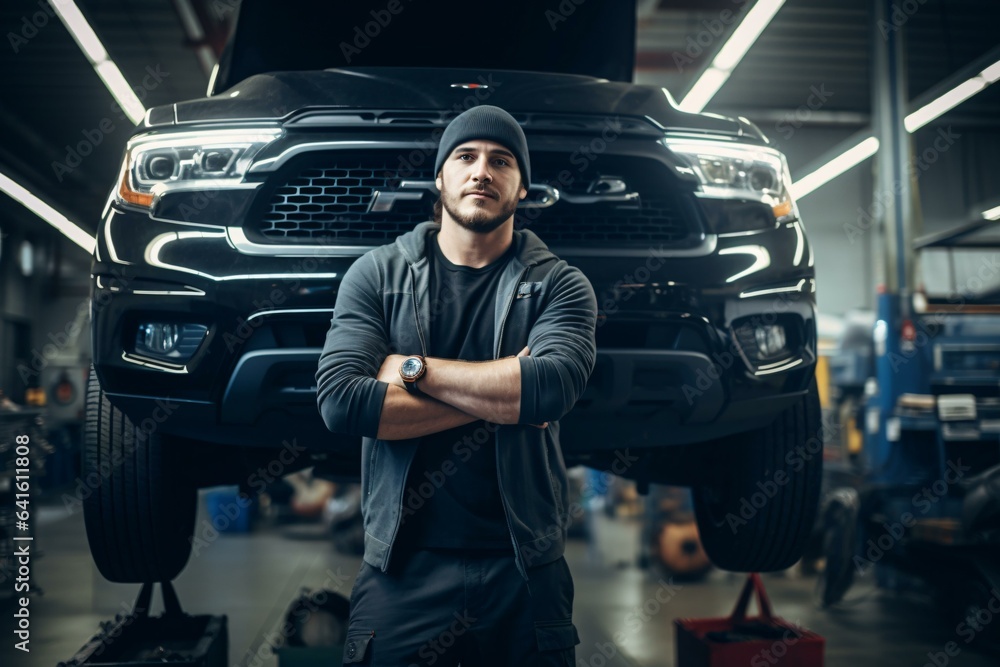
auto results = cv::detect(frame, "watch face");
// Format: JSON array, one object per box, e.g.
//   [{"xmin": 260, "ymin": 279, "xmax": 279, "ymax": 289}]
[{"xmin": 400, "ymin": 357, "xmax": 423, "ymax": 379}]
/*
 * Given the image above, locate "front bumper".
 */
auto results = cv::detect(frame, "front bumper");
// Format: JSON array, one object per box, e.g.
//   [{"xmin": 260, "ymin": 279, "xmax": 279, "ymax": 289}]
[{"xmin": 92, "ymin": 201, "xmax": 816, "ymax": 450}]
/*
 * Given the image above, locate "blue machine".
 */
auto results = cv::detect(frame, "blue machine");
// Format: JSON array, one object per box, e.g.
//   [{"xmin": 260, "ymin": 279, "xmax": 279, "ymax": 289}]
[
  {"xmin": 816, "ymin": 7, "xmax": 1000, "ymax": 632},
  {"xmin": 819, "ymin": 217, "xmax": 1000, "ymax": 642}
]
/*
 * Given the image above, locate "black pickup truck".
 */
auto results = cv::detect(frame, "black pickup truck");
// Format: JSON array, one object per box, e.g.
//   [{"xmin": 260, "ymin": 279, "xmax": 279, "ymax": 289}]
[{"xmin": 85, "ymin": 0, "xmax": 819, "ymax": 583}]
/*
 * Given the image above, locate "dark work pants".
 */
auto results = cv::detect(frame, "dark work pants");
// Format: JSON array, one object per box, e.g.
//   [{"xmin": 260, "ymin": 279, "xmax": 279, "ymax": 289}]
[{"xmin": 342, "ymin": 547, "xmax": 580, "ymax": 666}]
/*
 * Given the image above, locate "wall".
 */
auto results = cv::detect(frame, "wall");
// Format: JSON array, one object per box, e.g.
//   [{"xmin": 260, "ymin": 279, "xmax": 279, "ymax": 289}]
[
  {"xmin": 0, "ymin": 223, "xmax": 88, "ymax": 404},
  {"xmin": 776, "ymin": 124, "xmax": 1000, "ymax": 317}
]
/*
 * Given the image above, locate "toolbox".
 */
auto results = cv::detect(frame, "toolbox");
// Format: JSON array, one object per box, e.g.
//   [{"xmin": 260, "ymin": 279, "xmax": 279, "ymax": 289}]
[
  {"xmin": 675, "ymin": 573, "xmax": 825, "ymax": 666},
  {"xmin": 58, "ymin": 581, "xmax": 228, "ymax": 667}
]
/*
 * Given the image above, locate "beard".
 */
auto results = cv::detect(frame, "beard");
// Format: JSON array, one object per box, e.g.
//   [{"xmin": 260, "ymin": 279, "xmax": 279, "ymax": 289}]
[{"xmin": 439, "ymin": 182, "xmax": 519, "ymax": 234}]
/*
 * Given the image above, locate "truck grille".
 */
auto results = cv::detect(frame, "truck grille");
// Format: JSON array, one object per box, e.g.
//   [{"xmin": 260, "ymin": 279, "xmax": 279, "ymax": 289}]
[
  {"xmin": 258, "ymin": 157, "xmax": 426, "ymax": 243},
  {"xmin": 251, "ymin": 152, "xmax": 698, "ymax": 246}
]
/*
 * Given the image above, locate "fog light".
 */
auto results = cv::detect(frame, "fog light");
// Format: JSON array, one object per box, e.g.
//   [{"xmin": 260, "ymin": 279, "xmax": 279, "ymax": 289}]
[
  {"xmin": 755, "ymin": 325, "xmax": 786, "ymax": 358},
  {"xmin": 135, "ymin": 323, "xmax": 207, "ymax": 361},
  {"xmin": 143, "ymin": 323, "xmax": 178, "ymax": 353}
]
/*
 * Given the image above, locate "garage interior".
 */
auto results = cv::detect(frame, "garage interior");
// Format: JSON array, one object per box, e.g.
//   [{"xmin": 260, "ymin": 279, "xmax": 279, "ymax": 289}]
[{"xmin": 1, "ymin": 0, "xmax": 1000, "ymax": 666}]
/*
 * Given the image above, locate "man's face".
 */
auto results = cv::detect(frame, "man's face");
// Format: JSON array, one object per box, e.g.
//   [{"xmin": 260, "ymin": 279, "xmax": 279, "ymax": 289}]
[{"xmin": 435, "ymin": 139, "xmax": 527, "ymax": 234}]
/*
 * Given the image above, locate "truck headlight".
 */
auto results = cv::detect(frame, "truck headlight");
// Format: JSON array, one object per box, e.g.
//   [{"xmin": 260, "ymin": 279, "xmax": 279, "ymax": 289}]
[
  {"xmin": 663, "ymin": 138, "xmax": 797, "ymax": 232},
  {"xmin": 116, "ymin": 128, "xmax": 283, "ymax": 208}
]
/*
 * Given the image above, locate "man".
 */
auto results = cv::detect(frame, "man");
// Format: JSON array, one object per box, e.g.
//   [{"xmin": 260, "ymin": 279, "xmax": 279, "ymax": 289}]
[{"xmin": 316, "ymin": 105, "xmax": 597, "ymax": 666}]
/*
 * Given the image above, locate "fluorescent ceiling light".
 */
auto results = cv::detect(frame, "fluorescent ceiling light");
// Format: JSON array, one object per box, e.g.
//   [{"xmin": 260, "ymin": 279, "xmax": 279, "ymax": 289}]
[
  {"xmin": 50, "ymin": 1, "xmax": 145, "ymax": 125},
  {"xmin": 982, "ymin": 205, "xmax": 1000, "ymax": 221},
  {"xmin": 980, "ymin": 59, "xmax": 1000, "ymax": 83},
  {"xmin": 904, "ymin": 78, "xmax": 986, "ymax": 133},
  {"xmin": 796, "ymin": 57, "xmax": 1000, "ymax": 199},
  {"xmin": 979, "ymin": 60, "xmax": 1000, "ymax": 83},
  {"xmin": 713, "ymin": 0, "xmax": 786, "ymax": 71},
  {"xmin": 678, "ymin": 67, "xmax": 730, "ymax": 114},
  {"xmin": 50, "ymin": 0, "xmax": 106, "ymax": 62},
  {"xmin": 789, "ymin": 136, "xmax": 879, "ymax": 199},
  {"xmin": 94, "ymin": 61, "xmax": 145, "ymax": 124},
  {"xmin": 0, "ymin": 169, "xmax": 96, "ymax": 254},
  {"xmin": 173, "ymin": 0, "xmax": 217, "ymax": 76},
  {"xmin": 904, "ymin": 58, "xmax": 1000, "ymax": 132},
  {"xmin": 679, "ymin": 0, "xmax": 785, "ymax": 112}
]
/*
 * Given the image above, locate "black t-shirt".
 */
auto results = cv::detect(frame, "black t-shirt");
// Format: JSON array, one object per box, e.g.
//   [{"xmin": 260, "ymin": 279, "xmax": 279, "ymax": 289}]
[{"xmin": 396, "ymin": 231, "xmax": 516, "ymax": 553}]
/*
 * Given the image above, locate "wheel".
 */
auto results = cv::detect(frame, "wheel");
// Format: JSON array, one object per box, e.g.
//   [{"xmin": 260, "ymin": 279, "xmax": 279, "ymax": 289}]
[
  {"xmin": 816, "ymin": 489, "xmax": 859, "ymax": 607},
  {"xmin": 82, "ymin": 365, "xmax": 197, "ymax": 582},
  {"xmin": 692, "ymin": 378, "xmax": 823, "ymax": 572}
]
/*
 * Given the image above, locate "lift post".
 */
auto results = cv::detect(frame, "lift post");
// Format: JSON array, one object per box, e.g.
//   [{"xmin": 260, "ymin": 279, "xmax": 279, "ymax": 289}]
[{"xmin": 870, "ymin": 0, "xmax": 926, "ymax": 479}]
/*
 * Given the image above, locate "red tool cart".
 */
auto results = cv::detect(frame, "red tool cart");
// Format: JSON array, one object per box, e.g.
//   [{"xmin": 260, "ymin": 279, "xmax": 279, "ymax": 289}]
[{"xmin": 675, "ymin": 574, "xmax": 825, "ymax": 666}]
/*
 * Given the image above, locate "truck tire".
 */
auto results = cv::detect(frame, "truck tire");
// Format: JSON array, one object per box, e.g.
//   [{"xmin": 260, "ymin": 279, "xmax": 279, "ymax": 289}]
[
  {"xmin": 83, "ymin": 366, "xmax": 197, "ymax": 582},
  {"xmin": 692, "ymin": 378, "xmax": 823, "ymax": 572}
]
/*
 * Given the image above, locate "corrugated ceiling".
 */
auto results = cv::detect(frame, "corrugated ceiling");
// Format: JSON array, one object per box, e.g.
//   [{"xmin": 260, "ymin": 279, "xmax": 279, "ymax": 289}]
[{"xmin": 0, "ymin": 0, "xmax": 997, "ymax": 262}]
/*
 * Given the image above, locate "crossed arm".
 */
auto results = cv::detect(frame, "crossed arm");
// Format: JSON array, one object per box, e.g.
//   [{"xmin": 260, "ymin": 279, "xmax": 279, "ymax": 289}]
[
  {"xmin": 316, "ymin": 253, "xmax": 596, "ymax": 444},
  {"xmin": 373, "ymin": 347, "xmax": 547, "ymax": 441}
]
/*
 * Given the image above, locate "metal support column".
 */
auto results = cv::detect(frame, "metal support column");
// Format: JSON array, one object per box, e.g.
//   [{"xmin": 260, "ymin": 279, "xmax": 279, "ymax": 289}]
[{"xmin": 870, "ymin": 0, "xmax": 924, "ymax": 478}]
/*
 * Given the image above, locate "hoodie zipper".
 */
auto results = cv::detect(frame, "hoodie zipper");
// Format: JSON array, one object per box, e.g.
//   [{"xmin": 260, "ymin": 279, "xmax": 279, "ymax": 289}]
[
  {"xmin": 495, "ymin": 264, "xmax": 531, "ymax": 579},
  {"xmin": 496, "ymin": 265, "xmax": 530, "ymax": 358},
  {"xmin": 408, "ymin": 263, "xmax": 428, "ymax": 357},
  {"xmin": 386, "ymin": 262, "xmax": 427, "ymax": 569}
]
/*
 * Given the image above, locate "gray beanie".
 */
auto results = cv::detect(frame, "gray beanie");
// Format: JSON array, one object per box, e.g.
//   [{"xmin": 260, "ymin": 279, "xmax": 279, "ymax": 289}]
[{"xmin": 434, "ymin": 105, "xmax": 530, "ymax": 186}]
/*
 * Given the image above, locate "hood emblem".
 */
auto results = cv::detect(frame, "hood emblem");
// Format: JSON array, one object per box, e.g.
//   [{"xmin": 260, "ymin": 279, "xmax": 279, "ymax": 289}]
[
  {"xmin": 365, "ymin": 177, "xmax": 639, "ymax": 214},
  {"xmin": 589, "ymin": 176, "xmax": 628, "ymax": 194}
]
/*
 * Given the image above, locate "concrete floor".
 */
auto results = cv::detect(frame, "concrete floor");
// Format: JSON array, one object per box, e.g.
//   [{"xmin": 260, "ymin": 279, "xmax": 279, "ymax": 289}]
[{"xmin": 5, "ymin": 493, "xmax": 1000, "ymax": 667}]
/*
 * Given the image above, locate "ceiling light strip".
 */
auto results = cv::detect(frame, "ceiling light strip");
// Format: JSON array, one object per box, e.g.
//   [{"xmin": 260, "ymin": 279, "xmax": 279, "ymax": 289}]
[
  {"xmin": 788, "ymin": 137, "xmax": 879, "ymax": 199},
  {"xmin": 50, "ymin": 1, "xmax": 145, "ymax": 124},
  {"xmin": 678, "ymin": 0, "xmax": 786, "ymax": 113},
  {"xmin": 173, "ymin": 0, "xmax": 218, "ymax": 77},
  {"xmin": 0, "ymin": 169, "xmax": 96, "ymax": 253},
  {"xmin": 794, "ymin": 57, "xmax": 1000, "ymax": 199},
  {"xmin": 904, "ymin": 58, "xmax": 1000, "ymax": 132}
]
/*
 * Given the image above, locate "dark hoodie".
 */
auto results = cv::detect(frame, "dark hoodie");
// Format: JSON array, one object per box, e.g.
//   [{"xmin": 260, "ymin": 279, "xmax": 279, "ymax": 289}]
[{"xmin": 315, "ymin": 220, "xmax": 597, "ymax": 580}]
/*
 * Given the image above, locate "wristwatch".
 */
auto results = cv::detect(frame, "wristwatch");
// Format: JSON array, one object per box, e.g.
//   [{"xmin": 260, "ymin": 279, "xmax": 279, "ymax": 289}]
[{"xmin": 398, "ymin": 355, "xmax": 426, "ymax": 393}]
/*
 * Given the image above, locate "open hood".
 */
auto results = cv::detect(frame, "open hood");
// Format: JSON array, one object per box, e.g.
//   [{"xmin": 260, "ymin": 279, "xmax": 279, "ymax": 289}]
[{"xmin": 211, "ymin": 0, "xmax": 636, "ymax": 94}]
